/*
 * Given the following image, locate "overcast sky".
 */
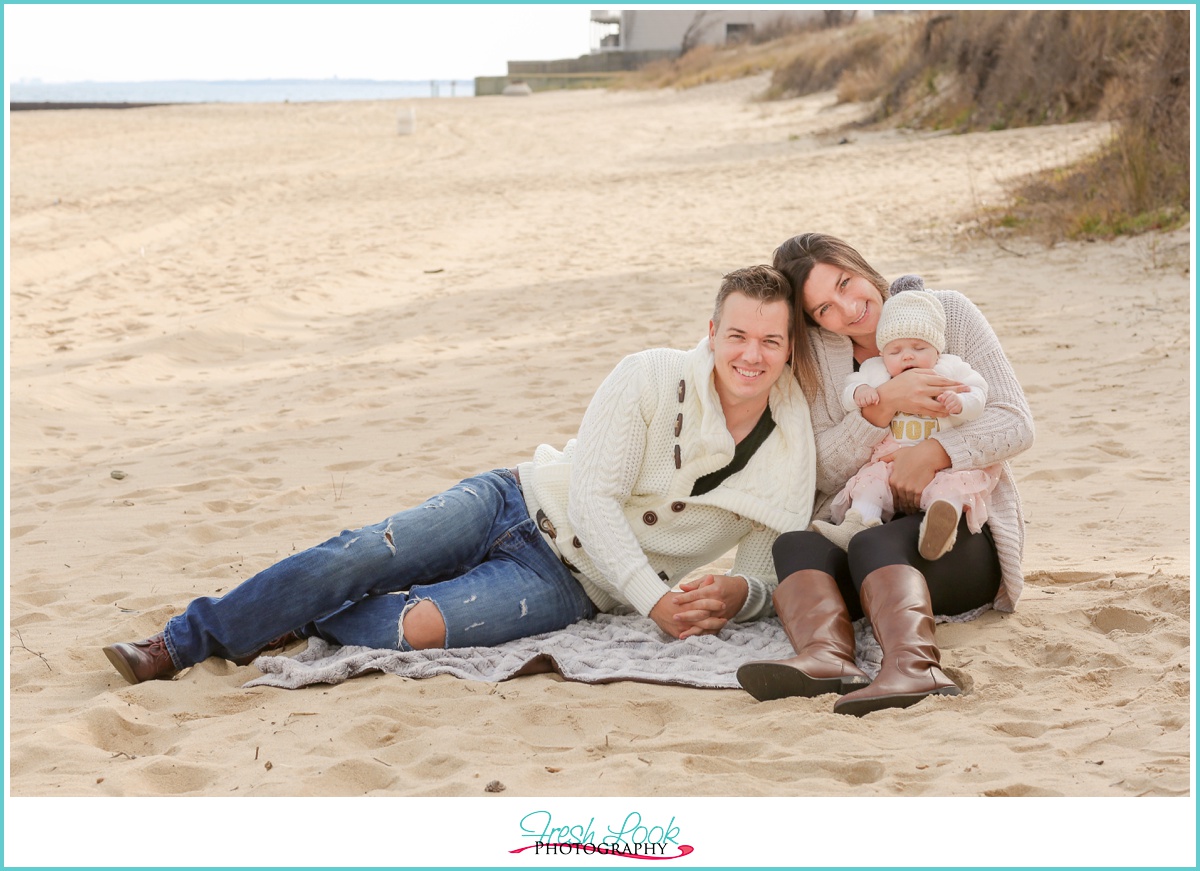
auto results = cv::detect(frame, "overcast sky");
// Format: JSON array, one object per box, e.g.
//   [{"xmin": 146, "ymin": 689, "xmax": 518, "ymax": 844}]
[{"xmin": 3, "ymin": 4, "xmax": 601, "ymax": 83}]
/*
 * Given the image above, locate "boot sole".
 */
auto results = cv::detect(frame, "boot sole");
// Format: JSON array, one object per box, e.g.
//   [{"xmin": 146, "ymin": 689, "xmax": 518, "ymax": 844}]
[
  {"xmin": 918, "ymin": 501, "xmax": 959, "ymax": 560},
  {"xmin": 834, "ymin": 684, "xmax": 960, "ymax": 717},
  {"xmin": 103, "ymin": 645, "xmax": 142, "ymax": 685},
  {"xmin": 736, "ymin": 663, "xmax": 868, "ymax": 701}
]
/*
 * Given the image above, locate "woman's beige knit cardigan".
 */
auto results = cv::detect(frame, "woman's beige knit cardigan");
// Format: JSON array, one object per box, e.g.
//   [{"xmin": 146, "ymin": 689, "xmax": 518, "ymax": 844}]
[{"xmin": 807, "ymin": 287, "xmax": 1034, "ymax": 611}]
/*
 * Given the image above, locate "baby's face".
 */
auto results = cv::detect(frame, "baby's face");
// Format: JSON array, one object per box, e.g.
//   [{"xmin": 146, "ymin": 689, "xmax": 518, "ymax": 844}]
[{"xmin": 881, "ymin": 338, "xmax": 939, "ymax": 376}]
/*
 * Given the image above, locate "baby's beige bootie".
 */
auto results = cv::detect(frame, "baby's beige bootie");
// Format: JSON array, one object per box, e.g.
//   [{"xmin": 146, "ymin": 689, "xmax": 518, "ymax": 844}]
[
  {"xmin": 918, "ymin": 499, "xmax": 962, "ymax": 560},
  {"xmin": 812, "ymin": 509, "xmax": 881, "ymax": 552}
]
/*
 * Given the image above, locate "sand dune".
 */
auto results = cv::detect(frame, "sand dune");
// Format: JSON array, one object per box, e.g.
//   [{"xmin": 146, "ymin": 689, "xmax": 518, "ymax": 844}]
[{"xmin": 6, "ymin": 76, "xmax": 1192, "ymax": 865}]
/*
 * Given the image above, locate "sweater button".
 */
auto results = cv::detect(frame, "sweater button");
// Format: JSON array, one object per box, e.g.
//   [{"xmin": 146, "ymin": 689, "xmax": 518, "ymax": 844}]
[
  {"xmin": 642, "ymin": 511, "xmax": 658, "ymax": 525},
  {"xmin": 671, "ymin": 501, "xmax": 685, "ymax": 513},
  {"xmin": 572, "ymin": 536, "xmax": 582, "ymax": 549}
]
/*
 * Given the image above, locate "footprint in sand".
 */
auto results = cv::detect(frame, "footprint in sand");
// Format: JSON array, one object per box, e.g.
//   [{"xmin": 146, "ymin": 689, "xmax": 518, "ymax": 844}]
[
  {"xmin": 836, "ymin": 760, "xmax": 885, "ymax": 785},
  {"xmin": 1087, "ymin": 607, "xmax": 1153, "ymax": 635},
  {"xmin": 992, "ymin": 720, "xmax": 1050, "ymax": 739}
]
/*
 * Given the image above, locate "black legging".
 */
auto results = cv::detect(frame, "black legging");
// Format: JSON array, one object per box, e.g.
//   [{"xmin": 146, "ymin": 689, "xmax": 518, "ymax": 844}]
[{"xmin": 772, "ymin": 514, "xmax": 1001, "ymax": 621}]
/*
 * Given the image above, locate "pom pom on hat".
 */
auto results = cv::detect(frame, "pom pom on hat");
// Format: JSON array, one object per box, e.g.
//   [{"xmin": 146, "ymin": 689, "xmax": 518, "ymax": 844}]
[
  {"xmin": 876, "ymin": 289, "xmax": 946, "ymax": 353},
  {"xmin": 888, "ymin": 274, "xmax": 926, "ymax": 295}
]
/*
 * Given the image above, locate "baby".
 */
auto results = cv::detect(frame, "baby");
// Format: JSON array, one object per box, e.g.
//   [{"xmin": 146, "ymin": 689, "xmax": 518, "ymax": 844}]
[{"xmin": 813, "ymin": 286, "xmax": 1001, "ymax": 560}]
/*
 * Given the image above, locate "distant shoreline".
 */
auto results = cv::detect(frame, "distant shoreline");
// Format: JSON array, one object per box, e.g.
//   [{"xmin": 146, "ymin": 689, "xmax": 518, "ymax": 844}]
[
  {"xmin": 9, "ymin": 78, "xmax": 474, "ymax": 107},
  {"xmin": 10, "ymin": 101, "xmax": 179, "ymax": 111}
]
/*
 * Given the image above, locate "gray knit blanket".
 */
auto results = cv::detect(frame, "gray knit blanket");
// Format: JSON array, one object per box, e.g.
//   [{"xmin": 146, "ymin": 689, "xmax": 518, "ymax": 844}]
[{"xmin": 243, "ymin": 612, "xmax": 890, "ymax": 690}]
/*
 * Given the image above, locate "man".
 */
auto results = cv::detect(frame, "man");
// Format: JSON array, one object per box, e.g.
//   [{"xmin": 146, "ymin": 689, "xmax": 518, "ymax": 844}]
[{"xmin": 104, "ymin": 265, "xmax": 816, "ymax": 684}]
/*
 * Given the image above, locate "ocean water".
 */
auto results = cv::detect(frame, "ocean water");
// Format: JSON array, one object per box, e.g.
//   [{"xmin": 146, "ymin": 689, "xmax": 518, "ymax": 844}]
[{"xmin": 9, "ymin": 78, "xmax": 475, "ymax": 104}]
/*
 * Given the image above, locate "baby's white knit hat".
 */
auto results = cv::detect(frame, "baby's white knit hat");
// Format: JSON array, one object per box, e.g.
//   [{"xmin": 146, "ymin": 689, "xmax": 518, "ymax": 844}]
[{"xmin": 876, "ymin": 288, "xmax": 946, "ymax": 353}]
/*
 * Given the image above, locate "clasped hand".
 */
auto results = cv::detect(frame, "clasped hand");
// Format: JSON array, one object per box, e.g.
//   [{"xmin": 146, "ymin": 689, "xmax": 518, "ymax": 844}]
[{"xmin": 649, "ymin": 574, "xmax": 748, "ymax": 640}]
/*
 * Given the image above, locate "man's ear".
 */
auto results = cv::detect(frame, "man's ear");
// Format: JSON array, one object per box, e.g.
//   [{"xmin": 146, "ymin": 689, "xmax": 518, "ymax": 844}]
[{"xmin": 708, "ymin": 319, "xmax": 716, "ymax": 347}]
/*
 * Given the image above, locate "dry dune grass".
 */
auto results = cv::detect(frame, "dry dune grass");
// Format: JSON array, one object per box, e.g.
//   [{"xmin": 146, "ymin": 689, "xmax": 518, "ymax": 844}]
[{"xmin": 633, "ymin": 10, "xmax": 1190, "ymax": 242}]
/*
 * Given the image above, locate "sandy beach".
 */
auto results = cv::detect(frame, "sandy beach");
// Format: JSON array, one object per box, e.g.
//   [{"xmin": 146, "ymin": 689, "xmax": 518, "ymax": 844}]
[{"xmin": 6, "ymin": 76, "xmax": 1193, "ymax": 864}]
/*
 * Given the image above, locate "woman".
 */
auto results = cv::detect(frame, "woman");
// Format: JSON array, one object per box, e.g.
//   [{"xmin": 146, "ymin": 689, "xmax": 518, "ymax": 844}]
[{"xmin": 737, "ymin": 233, "xmax": 1033, "ymax": 716}]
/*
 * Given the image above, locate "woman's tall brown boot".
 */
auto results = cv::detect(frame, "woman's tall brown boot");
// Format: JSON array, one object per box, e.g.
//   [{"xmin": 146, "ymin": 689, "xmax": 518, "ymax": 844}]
[
  {"xmin": 737, "ymin": 570, "xmax": 871, "ymax": 700},
  {"xmin": 833, "ymin": 564, "xmax": 960, "ymax": 716}
]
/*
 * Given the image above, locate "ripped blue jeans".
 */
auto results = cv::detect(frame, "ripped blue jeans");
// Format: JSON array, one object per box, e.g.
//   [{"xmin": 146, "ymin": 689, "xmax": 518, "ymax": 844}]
[{"xmin": 162, "ymin": 469, "xmax": 597, "ymax": 668}]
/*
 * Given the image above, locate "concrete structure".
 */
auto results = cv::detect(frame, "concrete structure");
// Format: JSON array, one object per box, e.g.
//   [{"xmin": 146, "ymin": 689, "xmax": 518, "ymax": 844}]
[
  {"xmin": 474, "ymin": 9, "xmax": 876, "ymax": 96},
  {"xmin": 589, "ymin": 9, "xmax": 872, "ymax": 53},
  {"xmin": 475, "ymin": 49, "xmax": 675, "ymax": 96}
]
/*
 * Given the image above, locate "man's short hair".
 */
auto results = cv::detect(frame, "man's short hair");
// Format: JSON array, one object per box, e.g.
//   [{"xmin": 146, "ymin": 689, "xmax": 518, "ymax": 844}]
[{"xmin": 712, "ymin": 265, "xmax": 794, "ymax": 339}]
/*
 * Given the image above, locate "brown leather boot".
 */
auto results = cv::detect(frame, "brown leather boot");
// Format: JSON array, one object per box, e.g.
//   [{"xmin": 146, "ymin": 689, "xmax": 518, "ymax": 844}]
[
  {"xmin": 736, "ymin": 570, "xmax": 871, "ymax": 700},
  {"xmin": 833, "ymin": 565, "xmax": 960, "ymax": 716},
  {"xmin": 103, "ymin": 633, "xmax": 179, "ymax": 684}
]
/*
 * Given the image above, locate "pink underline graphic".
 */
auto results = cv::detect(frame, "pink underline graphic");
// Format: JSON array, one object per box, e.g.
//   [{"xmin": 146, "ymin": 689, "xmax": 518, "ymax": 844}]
[{"xmin": 509, "ymin": 843, "xmax": 694, "ymax": 860}]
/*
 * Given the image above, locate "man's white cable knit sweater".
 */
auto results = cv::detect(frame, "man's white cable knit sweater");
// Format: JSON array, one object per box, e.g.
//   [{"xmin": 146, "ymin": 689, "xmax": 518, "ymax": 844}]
[
  {"xmin": 517, "ymin": 338, "xmax": 816, "ymax": 622},
  {"xmin": 808, "ymin": 288, "xmax": 1034, "ymax": 611}
]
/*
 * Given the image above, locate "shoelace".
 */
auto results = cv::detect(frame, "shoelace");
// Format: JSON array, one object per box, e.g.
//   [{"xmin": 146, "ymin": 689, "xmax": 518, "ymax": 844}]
[{"xmin": 141, "ymin": 636, "xmax": 169, "ymax": 657}]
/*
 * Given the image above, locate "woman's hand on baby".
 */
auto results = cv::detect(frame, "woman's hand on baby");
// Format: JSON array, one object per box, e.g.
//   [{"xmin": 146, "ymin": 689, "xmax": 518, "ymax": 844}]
[
  {"xmin": 874, "ymin": 369, "xmax": 968, "ymax": 419},
  {"xmin": 881, "ymin": 439, "xmax": 952, "ymax": 514}
]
